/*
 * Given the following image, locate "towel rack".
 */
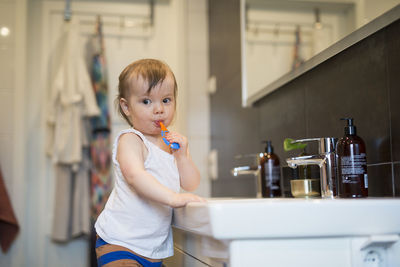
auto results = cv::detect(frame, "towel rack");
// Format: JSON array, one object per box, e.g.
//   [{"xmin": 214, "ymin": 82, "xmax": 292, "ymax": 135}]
[{"xmin": 63, "ymin": 0, "xmax": 155, "ymax": 27}]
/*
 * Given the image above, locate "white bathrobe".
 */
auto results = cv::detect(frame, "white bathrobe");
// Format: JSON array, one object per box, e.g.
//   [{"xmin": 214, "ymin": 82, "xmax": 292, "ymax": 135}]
[{"xmin": 46, "ymin": 19, "xmax": 100, "ymax": 242}]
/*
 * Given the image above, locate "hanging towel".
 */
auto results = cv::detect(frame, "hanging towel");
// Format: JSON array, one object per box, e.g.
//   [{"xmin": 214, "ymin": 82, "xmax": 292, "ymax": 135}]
[
  {"xmin": 0, "ymin": 167, "xmax": 20, "ymax": 252},
  {"xmin": 89, "ymin": 16, "xmax": 112, "ymax": 221},
  {"xmin": 291, "ymin": 25, "xmax": 304, "ymax": 70}
]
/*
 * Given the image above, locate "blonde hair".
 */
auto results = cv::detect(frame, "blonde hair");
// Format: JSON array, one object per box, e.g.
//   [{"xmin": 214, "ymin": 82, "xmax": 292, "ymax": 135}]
[{"xmin": 116, "ymin": 59, "xmax": 178, "ymax": 126}]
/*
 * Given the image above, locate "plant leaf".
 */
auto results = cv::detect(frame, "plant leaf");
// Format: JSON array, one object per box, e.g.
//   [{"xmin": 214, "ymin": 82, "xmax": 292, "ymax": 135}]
[{"xmin": 283, "ymin": 138, "xmax": 307, "ymax": 151}]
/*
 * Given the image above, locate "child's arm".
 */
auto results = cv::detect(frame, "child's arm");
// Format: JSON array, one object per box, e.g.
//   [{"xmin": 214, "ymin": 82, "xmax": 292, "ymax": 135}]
[
  {"xmin": 117, "ymin": 133, "xmax": 203, "ymax": 208},
  {"xmin": 164, "ymin": 132, "xmax": 201, "ymax": 192}
]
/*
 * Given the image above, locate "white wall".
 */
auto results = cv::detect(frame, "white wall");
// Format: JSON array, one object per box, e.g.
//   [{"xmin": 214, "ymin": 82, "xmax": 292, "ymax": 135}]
[
  {"xmin": 363, "ymin": 0, "xmax": 399, "ymax": 24},
  {"xmin": 0, "ymin": 0, "xmax": 210, "ymax": 266}
]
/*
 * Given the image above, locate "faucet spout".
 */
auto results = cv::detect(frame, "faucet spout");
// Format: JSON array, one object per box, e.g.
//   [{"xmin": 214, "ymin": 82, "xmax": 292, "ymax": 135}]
[
  {"xmin": 231, "ymin": 165, "xmax": 259, "ymax": 176},
  {"xmin": 286, "ymin": 155, "xmax": 326, "ymax": 169}
]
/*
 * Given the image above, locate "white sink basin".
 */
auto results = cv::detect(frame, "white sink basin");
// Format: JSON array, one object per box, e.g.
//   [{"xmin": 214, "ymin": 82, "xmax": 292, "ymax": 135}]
[{"xmin": 173, "ymin": 198, "xmax": 400, "ymax": 239}]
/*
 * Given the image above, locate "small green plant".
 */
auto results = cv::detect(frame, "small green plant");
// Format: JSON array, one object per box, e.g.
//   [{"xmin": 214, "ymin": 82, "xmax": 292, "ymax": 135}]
[{"xmin": 283, "ymin": 138, "xmax": 307, "ymax": 151}]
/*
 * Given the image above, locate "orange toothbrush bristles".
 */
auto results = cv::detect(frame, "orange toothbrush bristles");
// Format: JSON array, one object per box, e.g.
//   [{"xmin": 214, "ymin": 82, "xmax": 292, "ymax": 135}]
[{"xmin": 159, "ymin": 122, "xmax": 168, "ymax": 132}]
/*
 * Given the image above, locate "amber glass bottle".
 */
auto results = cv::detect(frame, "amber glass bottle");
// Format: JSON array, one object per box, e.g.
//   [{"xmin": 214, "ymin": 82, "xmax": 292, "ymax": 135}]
[
  {"xmin": 336, "ymin": 118, "xmax": 368, "ymax": 198},
  {"xmin": 259, "ymin": 141, "xmax": 282, "ymax": 197}
]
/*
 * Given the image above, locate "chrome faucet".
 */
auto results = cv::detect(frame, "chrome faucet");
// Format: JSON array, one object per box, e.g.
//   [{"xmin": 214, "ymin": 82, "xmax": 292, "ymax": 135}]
[
  {"xmin": 231, "ymin": 153, "xmax": 264, "ymax": 198},
  {"xmin": 286, "ymin": 137, "xmax": 337, "ymax": 199}
]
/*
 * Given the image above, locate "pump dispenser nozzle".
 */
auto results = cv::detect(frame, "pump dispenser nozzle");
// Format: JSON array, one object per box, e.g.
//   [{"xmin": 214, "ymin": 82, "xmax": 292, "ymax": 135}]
[
  {"xmin": 341, "ymin": 117, "xmax": 356, "ymax": 135},
  {"xmin": 262, "ymin": 140, "xmax": 273, "ymax": 154}
]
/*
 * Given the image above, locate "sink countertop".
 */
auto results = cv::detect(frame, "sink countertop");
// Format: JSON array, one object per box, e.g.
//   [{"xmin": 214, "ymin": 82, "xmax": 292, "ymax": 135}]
[{"xmin": 172, "ymin": 198, "xmax": 400, "ymax": 240}]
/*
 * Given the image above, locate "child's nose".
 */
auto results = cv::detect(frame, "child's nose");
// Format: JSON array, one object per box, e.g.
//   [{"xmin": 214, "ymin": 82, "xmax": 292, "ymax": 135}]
[{"xmin": 153, "ymin": 102, "xmax": 164, "ymax": 114}]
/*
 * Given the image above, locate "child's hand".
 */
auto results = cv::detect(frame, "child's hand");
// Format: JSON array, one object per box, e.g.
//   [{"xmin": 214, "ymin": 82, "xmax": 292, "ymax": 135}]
[
  {"xmin": 170, "ymin": 192, "xmax": 205, "ymax": 208},
  {"xmin": 164, "ymin": 131, "xmax": 188, "ymax": 157}
]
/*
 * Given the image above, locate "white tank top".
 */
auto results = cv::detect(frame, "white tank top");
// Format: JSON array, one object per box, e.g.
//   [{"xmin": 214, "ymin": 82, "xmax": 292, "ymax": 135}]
[{"xmin": 95, "ymin": 128, "xmax": 180, "ymax": 259}]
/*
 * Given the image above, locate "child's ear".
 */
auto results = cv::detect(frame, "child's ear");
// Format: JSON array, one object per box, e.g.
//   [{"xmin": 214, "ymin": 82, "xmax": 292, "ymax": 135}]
[{"xmin": 120, "ymin": 98, "xmax": 130, "ymax": 115}]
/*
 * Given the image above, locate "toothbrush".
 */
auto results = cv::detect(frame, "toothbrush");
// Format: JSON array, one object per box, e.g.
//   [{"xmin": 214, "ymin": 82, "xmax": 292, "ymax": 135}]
[{"xmin": 159, "ymin": 122, "xmax": 180, "ymax": 149}]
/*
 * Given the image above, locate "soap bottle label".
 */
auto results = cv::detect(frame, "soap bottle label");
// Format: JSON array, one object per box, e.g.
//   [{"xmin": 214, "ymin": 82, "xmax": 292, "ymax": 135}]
[
  {"xmin": 338, "ymin": 152, "xmax": 368, "ymax": 197},
  {"xmin": 264, "ymin": 164, "xmax": 280, "ymax": 190},
  {"xmin": 340, "ymin": 153, "xmax": 367, "ymax": 178},
  {"xmin": 262, "ymin": 160, "xmax": 281, "ymax": 197}
]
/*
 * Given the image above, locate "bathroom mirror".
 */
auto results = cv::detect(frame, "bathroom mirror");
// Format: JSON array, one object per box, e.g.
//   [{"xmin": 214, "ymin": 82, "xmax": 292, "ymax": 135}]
[{"xmin": 240, "ymin": 0, "xmax": 400, "ymax": 107}]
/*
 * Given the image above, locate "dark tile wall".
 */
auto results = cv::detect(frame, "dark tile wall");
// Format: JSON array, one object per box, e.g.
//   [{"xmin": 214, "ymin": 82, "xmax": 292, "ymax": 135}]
[
  {"xmin": 394, "ymin": 164, "xmax": 400, "ymax": 196},
  {"xmin": 208, "ymin": 0, "xmax": 400, "ymax": 197},
  {"xmin": 387, "ymin": 18, "xmax": 400, "ymax": 163},
  {"xmin": 367, "ymin": 163, "xmax": 394, "ymax": 197}
]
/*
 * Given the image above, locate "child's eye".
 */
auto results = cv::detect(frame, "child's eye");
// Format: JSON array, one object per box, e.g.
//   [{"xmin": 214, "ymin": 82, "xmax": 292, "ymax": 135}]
[
  {"xmin": 163, "ymin": 98, "xmax": 171, "ymax": 104},
  {"xmin": 142, "ymin": 99, "xmax": 151, "ymax": 105}
]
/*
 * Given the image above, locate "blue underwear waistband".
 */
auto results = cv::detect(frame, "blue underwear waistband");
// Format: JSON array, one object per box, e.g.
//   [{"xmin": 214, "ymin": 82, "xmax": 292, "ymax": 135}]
[{"xmin": 96, "ymin": 237, "xmax": 162, "ymax": 267}]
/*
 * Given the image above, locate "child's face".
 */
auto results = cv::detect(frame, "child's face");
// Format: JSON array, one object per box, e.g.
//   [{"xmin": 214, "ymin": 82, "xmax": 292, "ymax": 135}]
[{"xmin": 121, "ymin": 74, "xmax": 176, "ymax": 136}]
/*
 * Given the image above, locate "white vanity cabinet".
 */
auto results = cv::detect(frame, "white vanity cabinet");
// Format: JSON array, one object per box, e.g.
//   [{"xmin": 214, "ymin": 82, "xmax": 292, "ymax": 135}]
[
  {"xmin": 169, "ymin": 198, "xmax": 400, "ymax": 267},
  {"xmin": 163, "ymin": 229, "xmax": 228, "ymax": 267}
]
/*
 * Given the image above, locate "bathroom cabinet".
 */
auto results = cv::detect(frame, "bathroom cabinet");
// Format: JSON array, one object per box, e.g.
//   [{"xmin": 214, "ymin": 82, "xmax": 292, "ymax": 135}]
[
  {"xmin": 163, "ymin": 229, "xmax": 227, "ymax": 267},
  {"xmin": 168, "ymin": 198, "xmax": 400, "ymax": 267}
]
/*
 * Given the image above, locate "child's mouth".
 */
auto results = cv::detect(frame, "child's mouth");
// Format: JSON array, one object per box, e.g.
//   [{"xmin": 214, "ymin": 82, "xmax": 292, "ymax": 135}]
[{"xmin": 154, "ymin": 120, "xmax": 163, "ymax": 128}]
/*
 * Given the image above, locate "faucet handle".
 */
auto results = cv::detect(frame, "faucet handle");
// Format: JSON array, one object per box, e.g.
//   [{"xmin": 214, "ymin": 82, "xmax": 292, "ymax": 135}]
[{"xmin": 291, "ymin": 137, "xmax": 337, "ymax": 154}]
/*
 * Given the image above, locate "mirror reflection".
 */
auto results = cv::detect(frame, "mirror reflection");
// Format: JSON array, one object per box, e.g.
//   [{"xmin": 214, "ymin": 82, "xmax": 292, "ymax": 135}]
[{"xmin": 241, "ymin": 0, "xmax": 400, "ymax": 107}]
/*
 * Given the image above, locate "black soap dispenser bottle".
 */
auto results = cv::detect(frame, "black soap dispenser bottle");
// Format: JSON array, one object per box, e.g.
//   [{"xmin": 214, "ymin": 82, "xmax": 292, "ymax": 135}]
[
  {"xmin": 336, "ymin": 118, "xmax": 368, "ymax": 198},
  {"xmin": 259, "ymin": 141, "xmax": 282, "ymax": 197}
]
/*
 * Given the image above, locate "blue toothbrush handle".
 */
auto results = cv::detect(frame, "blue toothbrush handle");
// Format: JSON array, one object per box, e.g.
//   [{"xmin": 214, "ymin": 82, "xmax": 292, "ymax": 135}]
[
  {"xmin": 170, "ymin": 142, "xmax": 180, "ymax": 149},
  {"xmin": 162, "ymin": 132, "xmax": 180, "ymax": 150}
]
